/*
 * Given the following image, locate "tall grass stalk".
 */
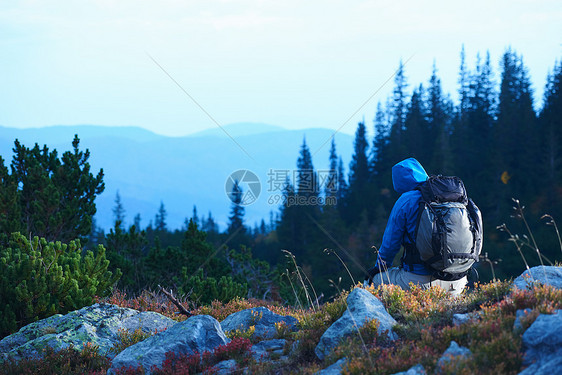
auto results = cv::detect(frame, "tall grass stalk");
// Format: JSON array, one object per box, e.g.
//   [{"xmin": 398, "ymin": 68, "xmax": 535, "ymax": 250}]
[
  {"xmin": 542, "ymin": 214, "xmax": 562, "ymax": 256},
  {"xmin": 324, "ymin": 248, "xmax": 356, "ymax": 285},
  {"xmin": 284, "ymin": 269, "xmax": 304, "ymax": 311},
  {"xmin": 282, "ymin": 250, "xmax": 317, "ymax": 311},
  {"xmin": 497, "ymin": 223, "xmax": 532, "ymax": 277},
  {"xmin": 511, "ymin": 199, "xmax": 550, "ymax": 276}
]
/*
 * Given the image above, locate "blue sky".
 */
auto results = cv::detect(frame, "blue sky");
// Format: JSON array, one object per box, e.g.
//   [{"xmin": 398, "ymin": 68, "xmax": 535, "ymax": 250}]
[{"xmin": 1, "ymin": 0, "xmax": 561, "ymax": 137}]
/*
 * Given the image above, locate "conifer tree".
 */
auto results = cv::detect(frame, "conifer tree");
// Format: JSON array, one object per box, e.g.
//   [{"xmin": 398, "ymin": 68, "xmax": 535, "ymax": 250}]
[
  {"xmin": 495, "ymin": 49, "xmax": 538, "ymax": 211},
  {"xmin": 154, "ymin": 201, "xmax": 167, "ymax": 232},
  {"xmin": 113, "ymin": 191, "xmax": 126, "ymax": 229},
  {"xmin": 227, "ymin": 180, "xmax": 246, "ymax": 235},
  {"xmin": 539, "ymin": 60, "xmax": 562, "ymax": 206},
  {"xmin": 2, "ymin": 135, "xmax": 104, "ymax": 243}
]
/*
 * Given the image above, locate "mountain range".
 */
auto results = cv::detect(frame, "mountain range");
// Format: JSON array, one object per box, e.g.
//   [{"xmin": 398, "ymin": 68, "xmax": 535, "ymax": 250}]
[{"xmin": 0, "ymin": 123, "xmax": 354, "ymax": 231}]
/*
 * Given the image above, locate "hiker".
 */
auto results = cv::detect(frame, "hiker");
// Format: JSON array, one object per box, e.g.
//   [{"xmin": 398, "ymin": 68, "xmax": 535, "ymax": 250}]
[{"xmin": 364, "ymin": 158, "xmax": 482, "ymax": 296}]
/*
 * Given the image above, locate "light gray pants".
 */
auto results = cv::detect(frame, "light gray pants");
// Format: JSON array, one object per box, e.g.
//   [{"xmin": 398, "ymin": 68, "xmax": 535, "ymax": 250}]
[{"xmin": 365, "ymin": 267, "xmax": 467, "ymax": 297}]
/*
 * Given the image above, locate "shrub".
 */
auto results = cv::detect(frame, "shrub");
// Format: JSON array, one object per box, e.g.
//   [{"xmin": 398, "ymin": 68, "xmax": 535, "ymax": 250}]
[
  {"xmin": 0, "ymin": 343, "xmax": 111, "ymax": 375},
  {"xmin": 0, "ymin": 233, "xmax": 121, "ymax": 338},
  {"xmin": 109, "ymin": 328, "xmax": 156, "ymax": 356}
]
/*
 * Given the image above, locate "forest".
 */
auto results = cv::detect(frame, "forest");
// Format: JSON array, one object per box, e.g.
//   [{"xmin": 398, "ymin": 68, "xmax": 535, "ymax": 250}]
[{"xmin": 1, "ymin": 47, "xmax": 561, "ymax": 337}]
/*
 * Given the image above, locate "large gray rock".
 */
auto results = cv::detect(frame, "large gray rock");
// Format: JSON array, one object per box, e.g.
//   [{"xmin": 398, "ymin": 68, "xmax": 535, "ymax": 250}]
[
  {"xmin": 0, "ymin": 303, "xmax": 176, "ymax": 362},
  {"xmin": 315, "ymin": 288, "xmax": 397, "ymax": 360},
  {"xmin": 518, "ymin": 310, "xmax": 562, "ymax": 375},
  {"xmin": 108, "ymin": 315, "xmax": 229, "ymax": 374},
  {"xmin": 220, "ymin": 307, "xmax": 298, "ymax": 340},
  {"xmin": 513, "ymin": 266, "xmax": 562, "ymax": 290},
  {"xmin": 315, "ymin": 357, "xmax": 347, "ymax": 375},
  {"xmin": 435, "ymin": 341, "xmax": 472, "ymax": 374}
]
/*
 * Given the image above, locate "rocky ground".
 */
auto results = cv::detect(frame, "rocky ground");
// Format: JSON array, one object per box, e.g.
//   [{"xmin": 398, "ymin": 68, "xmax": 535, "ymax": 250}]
[{"xmin": 1, "ymin": 265, "xmax": 561, "ymax": 374}]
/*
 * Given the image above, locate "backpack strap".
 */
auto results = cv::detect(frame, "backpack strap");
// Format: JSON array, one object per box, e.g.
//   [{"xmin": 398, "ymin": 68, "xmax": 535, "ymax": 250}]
[{"xmin": 401, "ymin": 199, "xmax": 425, "ymax": 271}]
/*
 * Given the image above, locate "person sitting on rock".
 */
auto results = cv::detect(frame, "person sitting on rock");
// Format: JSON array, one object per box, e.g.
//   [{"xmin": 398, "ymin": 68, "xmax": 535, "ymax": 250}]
[{"xmin": 364, "ymin": 158, "xmax": 470, "ymax": 296}]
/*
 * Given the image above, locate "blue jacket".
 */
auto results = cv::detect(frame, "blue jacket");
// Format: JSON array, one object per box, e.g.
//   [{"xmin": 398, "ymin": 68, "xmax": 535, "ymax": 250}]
[{"xmin": 375, "ymin": 158, "xmax": 431, "ymax": 275}]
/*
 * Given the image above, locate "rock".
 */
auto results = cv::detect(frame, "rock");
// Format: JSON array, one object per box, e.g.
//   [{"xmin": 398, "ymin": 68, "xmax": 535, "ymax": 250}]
[
  {"xmin": 315, "ymin": 357, "xmax": 347, "ymax": 375},
  {"xmin": 392, "ymin": 363, "xmax": 427, "ymax": 375},
  {"xmin": 435, "ymin": 341, "xmax": 472, "ymax": 374},
  {"xmin": 519, "ymin": 310, "xmax": 562, "ymax": 374},
  {"xmin": 513, "ymin": 308, "xmax": 533, "ymax": 332},
  {"xmin": 315, "ymin": 288, "xmax": 397, "ymax": 360},
  {"xmin": 0, "ymin": 303, "xmax": 176, "ymax": 362},
  {"xmin": 518, "ymin": 352, "xmax": 562, "ymax": 375},
  {"xmin": 214, "ymin": 359, "xmax": 239, "ymax": 374},
  {"xmin": 452, "ymin": 313, "xmax": 473, "ymax": 326},
  {"xmin": 513, "ymin": 266, "xmax": 562, "ymax": 290},
  {"xmin": 221, "ymin": 307, "xmax": 298, "ymax": 340},
  {"xmin": 108, "ymin": 315, "xmax": 229, "ymax": 374},
  {"xmin": 251, "ymin": 339, "xmax": 286, "ymax": 362}
]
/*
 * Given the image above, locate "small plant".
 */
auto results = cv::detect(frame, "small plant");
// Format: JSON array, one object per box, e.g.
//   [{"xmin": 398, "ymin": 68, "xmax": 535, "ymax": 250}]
[
  {"xmin": 109, "ymin": 328, "xmax": 155, "ymax": 356},
  {"xmin": 225, "ymin": 325, "xmax": 256, "ymax": 340},
  {"xmin": 274, "ymin": 321, "xmax": 294, "ymax": 340},
  {"xmin": 0, "ymin": 343, "xmax": 111, "ymax": 375}
]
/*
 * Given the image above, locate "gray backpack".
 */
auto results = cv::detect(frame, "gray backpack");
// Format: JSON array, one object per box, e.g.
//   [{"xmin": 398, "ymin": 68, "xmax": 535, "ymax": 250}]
[{"xmin": 404, "ymin": 175, "xmax": 483, "ymax": 280}]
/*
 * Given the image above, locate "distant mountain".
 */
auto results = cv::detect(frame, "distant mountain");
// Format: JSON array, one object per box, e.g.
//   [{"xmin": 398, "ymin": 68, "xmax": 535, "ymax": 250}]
[
  {"xmin": 0, "ymin": 124, "xmax": 354, "ymax": 231},
  {"xmin": 188, "ymin": 122, "xmax": 287, "ymax": 138}
]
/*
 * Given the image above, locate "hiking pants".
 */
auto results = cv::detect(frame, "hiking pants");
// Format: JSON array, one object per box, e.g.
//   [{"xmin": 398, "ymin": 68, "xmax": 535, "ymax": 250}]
[{"xmin": 365, "ymin": 267, "xmax": 468, "ymax": 297}]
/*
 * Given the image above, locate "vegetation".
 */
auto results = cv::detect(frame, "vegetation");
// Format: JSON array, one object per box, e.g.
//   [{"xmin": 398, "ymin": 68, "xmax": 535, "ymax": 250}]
[
  {"xmin": 0, "ymin": 233, "xmax": 120, "ymax": 338},
  {"xmin": 2, "ymin": 279, "xmax": 561, "ymax": 374}
]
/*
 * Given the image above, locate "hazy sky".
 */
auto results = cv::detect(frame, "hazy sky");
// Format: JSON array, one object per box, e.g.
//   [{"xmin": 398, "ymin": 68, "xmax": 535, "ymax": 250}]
[{"xmin": 1, "ymin": 0, "xmax": 560, "ymax": 137}]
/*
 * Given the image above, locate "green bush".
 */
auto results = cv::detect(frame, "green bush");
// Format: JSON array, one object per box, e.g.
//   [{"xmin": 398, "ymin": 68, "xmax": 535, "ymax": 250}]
[
  {"xmin": 0, "ymin": 233, "xmax": 121, "ymax": 338},
  {"xmin": 178, "ymin": 268, "xmax": 247, "ymax": 305}
]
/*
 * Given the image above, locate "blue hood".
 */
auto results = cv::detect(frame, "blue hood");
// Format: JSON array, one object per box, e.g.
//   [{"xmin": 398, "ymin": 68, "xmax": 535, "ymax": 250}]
[{"xmin": 392, "ymin": 158, "xmax": 428, "ymax": 194}]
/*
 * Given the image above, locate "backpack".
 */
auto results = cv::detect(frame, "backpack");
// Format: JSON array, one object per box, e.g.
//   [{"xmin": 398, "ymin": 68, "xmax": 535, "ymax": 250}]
[{"xmin": 403, "ymin": 175, "xmax": 483, "ymax": 280}]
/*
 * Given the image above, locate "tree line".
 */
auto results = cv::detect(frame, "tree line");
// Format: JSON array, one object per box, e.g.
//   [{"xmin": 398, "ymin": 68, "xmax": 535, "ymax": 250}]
[{"xmin": 1, "ymin": 46, "xmax": 561, "ymax": 303}]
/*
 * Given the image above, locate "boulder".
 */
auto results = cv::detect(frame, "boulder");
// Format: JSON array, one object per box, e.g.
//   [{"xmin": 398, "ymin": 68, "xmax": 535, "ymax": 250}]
[
  {"xmin": 221, "ymin": 307, "xmax": 298, "ymax": 340},
  {"xmin": 0, "ymin": 303, "xmax": 176, "ymax": 362},
  {"xmin": 513, "ymin": 266, "xmax": 562, "ymax": 290},
  {"xmin": 452, "ymin": 313, "xmax": 474, "ymax": 326},
  {"xmin": 251, "ymin": 339, "xmax": 286, "ymax": 362},
  {"xmin": 435, "ymin": 341, "xmax": 472, "ymax": 374},
  {"xmin": 315, "ymin": 357, "xmax": 347, "ymax": 375},
  {"xmin": 315, "ymin": 288, "xmax": 397, "ymax": 360},
  {"xmin": 392, "ymin": 364, "xmax": 427, "ymax": 375},
  {"xmin": 519, "ymin": 310, "xmax": 562, "ymax": 375},
  {"xmin": 213, "ymin": 359, "xmax": 239, "ymax": 374},
  {"xmin": 108, "ymin": 315, "xmax": 228, "ymax": 374},
  {"xmin": 513, "ymin": 308, "xmax": 533, "ymax": 332}
]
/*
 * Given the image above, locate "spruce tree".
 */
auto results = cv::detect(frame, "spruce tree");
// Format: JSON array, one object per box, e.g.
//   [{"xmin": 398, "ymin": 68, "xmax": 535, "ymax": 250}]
[
  {"xmin": 113, "ymin": 191, "xmax": 126, "ymax": 229},
  {"xmin": 227, "ymin": 180, "xmax": 246, "ymax": 235}
]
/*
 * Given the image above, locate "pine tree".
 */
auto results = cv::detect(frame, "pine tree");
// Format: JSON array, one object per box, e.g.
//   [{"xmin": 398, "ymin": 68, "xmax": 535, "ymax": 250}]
[
  {"xmin": 296, "ymin": 138, "xmax": 318, "ymax": 199},
  {"xmin": 344, "ymin": 121, "xmax": 371, "ymax": 223},
  {"xmin": 154, "ymin": 201, "xmax": 167, "ymax": 232},
  {"xmin": 192, "ymin": 205, "xmax": 200, "ymax": 227},
  {"xmin": 495, "ymin": 49, "xmax": 538, "ymax": 212},
  {"xmin": 325, "ymin": 139, "xmax": 339, "ymax": 200},
  {"xmin": 4, "ymin": 135, "xmax": 104, "ymax": 242},
  {"xmin": 387, "ymin": 61, "xmax": 409, "ymax": 164},
  {"xmin": 112, "ymin": 191, "xmax": 126, "ymax": 229},
  {"xmin": 403, "ymin": 84, "xmax": 428, "ymax": 162},
  {"xmin": 227, "ymin": 180, "xmax": 246, "ymax": 236},
  {"xmin": 539, "ymin": 60, "xmax": 562, "ymax": 205},
  {"xmin": 427, "ymin": 62, "xmax": 454, "ymax": 174}
]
